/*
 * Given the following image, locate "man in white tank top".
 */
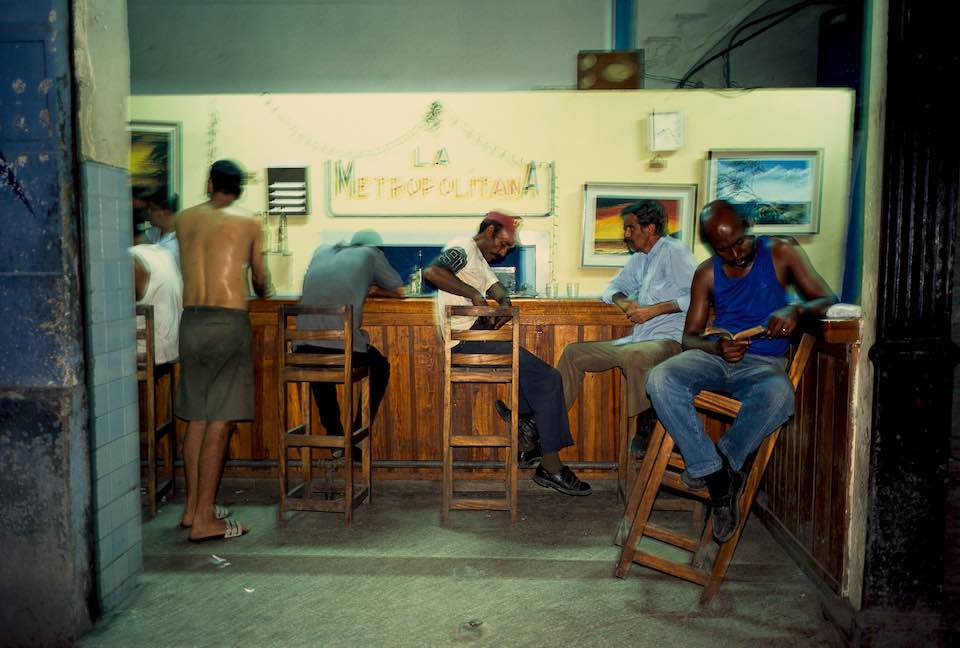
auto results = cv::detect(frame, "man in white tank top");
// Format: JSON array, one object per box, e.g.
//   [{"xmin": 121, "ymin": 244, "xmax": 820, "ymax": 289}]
[{"xmin": 130, "ymin": 244, "xmax": 183, "ymax": 365}]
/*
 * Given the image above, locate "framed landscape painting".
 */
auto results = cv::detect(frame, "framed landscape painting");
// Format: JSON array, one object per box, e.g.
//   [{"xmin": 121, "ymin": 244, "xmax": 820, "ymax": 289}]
[
  {"xmin": 705, "ymin": 149, "xmax": 822, "ymax": 234},
  {"xmin": 581, "ymin": 182, "xmax": 696, "ymax": 267},
  {"xmin": 128, "ymin": 121, "xmax": 181, "ymax": 201}
]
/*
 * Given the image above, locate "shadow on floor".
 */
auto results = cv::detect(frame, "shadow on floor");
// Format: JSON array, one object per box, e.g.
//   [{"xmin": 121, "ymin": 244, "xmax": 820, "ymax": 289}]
[{"xmin": 80, "ymin": 480, "xmax": 840, "ymax": 648}]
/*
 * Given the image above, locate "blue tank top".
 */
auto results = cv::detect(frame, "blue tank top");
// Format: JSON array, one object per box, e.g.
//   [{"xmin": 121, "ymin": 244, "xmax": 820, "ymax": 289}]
[{"xmin": 712, "ymin": 236, "xmax": 788, "ymax": 357}]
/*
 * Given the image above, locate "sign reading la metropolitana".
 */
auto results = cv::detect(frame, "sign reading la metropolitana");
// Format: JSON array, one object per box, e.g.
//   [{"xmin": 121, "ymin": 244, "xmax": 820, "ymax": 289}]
[{"xmin": 326, "ymin": 134, "xmax": 554, "ymax": 217}]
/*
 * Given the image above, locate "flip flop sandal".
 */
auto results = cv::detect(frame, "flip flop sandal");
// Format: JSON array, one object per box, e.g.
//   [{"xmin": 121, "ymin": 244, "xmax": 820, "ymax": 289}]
[
  {"xmin": 179, "ymin": 504, "xmax": 231, "ymax": 528},
  {"xmin": 188, "ymin": 518, "xmax": 248, "ymax": 543}
]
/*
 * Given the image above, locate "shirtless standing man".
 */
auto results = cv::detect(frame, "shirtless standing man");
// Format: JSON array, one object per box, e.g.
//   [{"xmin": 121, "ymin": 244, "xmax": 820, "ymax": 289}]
[{"xmin": 175, "ymin": 160, "xmax": 272, "ymax": 541}]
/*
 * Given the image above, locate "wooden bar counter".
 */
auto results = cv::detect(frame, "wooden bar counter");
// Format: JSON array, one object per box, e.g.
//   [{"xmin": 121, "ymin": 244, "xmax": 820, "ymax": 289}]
[{"xmin": 235, "ymin": 296, "xmax": 636, "ymax": 481}]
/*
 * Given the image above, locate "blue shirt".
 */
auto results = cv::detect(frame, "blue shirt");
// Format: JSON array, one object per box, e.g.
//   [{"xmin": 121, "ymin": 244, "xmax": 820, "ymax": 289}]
[{"xmin": 601, "ymin": 235, "xmax": 697, "ymax": 345}]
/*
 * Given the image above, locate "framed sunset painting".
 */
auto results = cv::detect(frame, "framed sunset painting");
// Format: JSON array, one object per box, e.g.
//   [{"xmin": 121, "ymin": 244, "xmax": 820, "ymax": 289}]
[{"xmin": 581, "ymin": 183, "xmax": 697, "ymax": 267}]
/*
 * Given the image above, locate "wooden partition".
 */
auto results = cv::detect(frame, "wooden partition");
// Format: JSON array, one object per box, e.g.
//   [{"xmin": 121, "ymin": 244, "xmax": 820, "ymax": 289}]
[{"xmin": 755, "ymin": 319, "xmax": 861, "ymax": 595}]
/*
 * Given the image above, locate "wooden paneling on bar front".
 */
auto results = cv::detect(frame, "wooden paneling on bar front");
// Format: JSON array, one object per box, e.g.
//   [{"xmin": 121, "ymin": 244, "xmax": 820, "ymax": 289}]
[{"xmin": 235, "ymin": 298, "xmax": 634, "ymax": 480}]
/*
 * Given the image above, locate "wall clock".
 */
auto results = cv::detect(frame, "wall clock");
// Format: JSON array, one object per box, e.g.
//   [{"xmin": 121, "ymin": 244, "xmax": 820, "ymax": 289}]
[{"xmin": 649, "ymin": 111, "xmax": 683, "ymax": 151}]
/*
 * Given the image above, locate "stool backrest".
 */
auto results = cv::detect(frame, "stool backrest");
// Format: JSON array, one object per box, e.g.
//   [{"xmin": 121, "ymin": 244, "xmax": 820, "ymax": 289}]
[
  {"xmin": 278, "ymin": 304, "xmax": 355, "ymax": 379},
  {"xmin": 442, "ymin": 305, "xmax": 519, "ymax": 369},
  {"xmin": 136, "ymin": 304, "xmax": 155, "ymax": 376}
]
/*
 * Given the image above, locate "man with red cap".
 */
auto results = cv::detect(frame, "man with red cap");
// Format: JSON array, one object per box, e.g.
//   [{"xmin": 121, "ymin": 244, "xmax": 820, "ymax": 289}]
[{"xmin": 425, "ymin": 212, "xmax": 591, "ymax": 496}]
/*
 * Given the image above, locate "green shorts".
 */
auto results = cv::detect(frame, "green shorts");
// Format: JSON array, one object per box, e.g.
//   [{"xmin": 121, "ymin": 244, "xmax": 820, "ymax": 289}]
[{"xmin": 175, "ymin": 306, "xmax": 255, "ymax": 421}]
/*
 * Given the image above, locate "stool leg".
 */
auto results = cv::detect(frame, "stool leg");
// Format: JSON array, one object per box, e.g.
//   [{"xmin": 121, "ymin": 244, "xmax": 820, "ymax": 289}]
[
  {"xmin": 617, "ymin": 377, "xmax": 630, "ymax": 503},
  {"xmin": 278, "ymin": 379, "xmax": 288, "ymax": 518},
  {"xmin": 300, "ymin": 382, "xmax": 313, "ymax": 502},
  {"xmin": 615, "ymin": 430, "xmax": 674, "ymax": 578},
  {"xmin": 361, "ymin": 375, "xmax": 371, "ymax": 505},
  {"xmin": 508, "ymin": 385, "xmax": 518, "ymax": 523},
  {"xmin": 441, "ymin": 371, "xmax": 452, "ymax": 526},
  {"xmin": 146, "ymin": 371, "xmax": 157, "ymax": 519},
  {"xmin": 700, "ymin": 430, "xmax": 780, "ymax": 604},
  {"xmin": 615, "ymin": 420, "xmax": 666, "ymax": 546},
  {"xmin": 342, "ymin": 379, "xmax": 353, "ymax": 525}
]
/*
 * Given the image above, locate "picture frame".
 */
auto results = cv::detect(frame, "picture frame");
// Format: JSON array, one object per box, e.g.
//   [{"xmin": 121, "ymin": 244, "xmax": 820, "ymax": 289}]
[
  {"xmin": 705, "ymin": 149, "xmax": 823, "ymax": 234},
  {"xmin": 128, "ymin": 121, "xmax": 182, "ymax": 202},
  {"xmin": 581, "ymin": 182, "xmax": 697, "ymax": 267}
]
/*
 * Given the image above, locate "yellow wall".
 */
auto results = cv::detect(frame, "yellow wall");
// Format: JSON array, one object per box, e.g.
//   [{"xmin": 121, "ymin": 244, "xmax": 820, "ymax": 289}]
[{"xmin": 129, "ymin": 89, "xmax": 854, "ymax": 295}]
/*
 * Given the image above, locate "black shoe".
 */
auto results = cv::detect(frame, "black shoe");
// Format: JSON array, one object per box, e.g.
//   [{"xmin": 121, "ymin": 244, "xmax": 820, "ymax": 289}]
[
  {"xmin": 532, "ymin": 465, "xmax": 592, "ymax": 496},
  {"xmin": 517, "ymin": 444, "xmax": 543, "ymax": 468},
  {"xmin": 680, "ymin": 470, "xmax": 706, "ymax": 490},
  {"xmin": 494, "ymin": 399, "xmax": 539, "ymax": 448},
  {"xmin": 709, "ymin": 467, "xmax": 746, "ymax": 543}
]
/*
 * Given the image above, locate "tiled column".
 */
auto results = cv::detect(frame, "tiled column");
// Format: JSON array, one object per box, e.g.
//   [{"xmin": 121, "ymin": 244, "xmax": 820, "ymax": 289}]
[{"xmin": 81, "ymin": 160, "xmax": 143, "ymax": 611}]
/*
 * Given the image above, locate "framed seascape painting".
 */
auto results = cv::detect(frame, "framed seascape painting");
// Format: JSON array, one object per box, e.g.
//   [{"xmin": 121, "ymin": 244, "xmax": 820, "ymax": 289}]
[
  {"xmin": 705, "ymin": 149, "xmax": 822, "ymax": 235},
  {"xmin": 581, "ymin": 182, "xmax": 697, "ymax": 267},
  {"xmin": 128, "ymin": 121, "xmax": 182, "ymax": 201}
]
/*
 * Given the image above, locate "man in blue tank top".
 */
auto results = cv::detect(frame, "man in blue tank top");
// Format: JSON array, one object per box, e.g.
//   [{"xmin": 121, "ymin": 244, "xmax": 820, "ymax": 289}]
[{"xmin": 646, "ymin": 200, "xmax": 836, "ymax": 543}]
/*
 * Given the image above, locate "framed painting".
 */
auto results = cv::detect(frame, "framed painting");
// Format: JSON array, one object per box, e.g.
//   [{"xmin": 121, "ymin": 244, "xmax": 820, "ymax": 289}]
[
  {"xmin": 705, "ymin": 149, "xmax": 822, "ymax": 234},
  {"xmin": 128, "ymin": 121, "xmax": 181, "ymax": 201},
  {"xmin": 581, "ymin": 182, "xmax": 697, "ymax": 267}
]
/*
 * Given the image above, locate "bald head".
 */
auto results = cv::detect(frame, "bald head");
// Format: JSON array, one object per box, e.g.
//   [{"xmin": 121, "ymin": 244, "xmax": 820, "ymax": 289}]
[
  {"xmin": 700, "ymin": 200, "xmax": 748, "ymax": 243},
  {"xmin": 700, "ymin": 200, "xmax": 756, "ymax": 268}
]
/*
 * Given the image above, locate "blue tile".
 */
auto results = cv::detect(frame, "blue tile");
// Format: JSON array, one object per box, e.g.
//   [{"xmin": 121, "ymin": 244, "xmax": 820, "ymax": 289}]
[
  {"xmin": 86, "ymin": 261, "xmax": 105, "ymax": 293},
  {"xmin": 106, "ymin": 377, "xmax": 121, "ymax": 412},
  {"xmin": 121, "ymin": 375, "xmax": 135, "ymax": 407},
  {"xmin": 123, "ymin": 430, "xmax": 139, "ymax": 465},
  {"xmin": 123, "ymin": 403, "xmax": 138, "ymax": 438},
  {"xmin": 91, "ymin": 352, "xmax": 108, "ymax": 387},
  {"xmin": 89, "ymin": 292, "xmax": 107, "ymax": 325},
  {"xmin": 121, "ymin": 347, "xmax": 137, "ymax": 378},
  {"xmin": 91, "ymin": 383, "xmax": 108, "ymax": 412},
  {"xmin": 83, "ymin": 191, "xmax": 101, "ymax": 230},
  {"xmin": 92, "ymin": 414, "xmax": 109, "ymax": 449},
  {"xmin": 84, "ymin": 162, "xmax": 103, "ymax": 199},
  {"xmin": 95, "ymin": 535, "xmax": 113, "ymax": 573}
]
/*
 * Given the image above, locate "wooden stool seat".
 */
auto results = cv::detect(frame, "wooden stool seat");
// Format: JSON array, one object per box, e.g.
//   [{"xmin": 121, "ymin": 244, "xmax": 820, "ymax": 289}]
[
  {"xmin": 442, "ymin": 305, "xmax": 520, "ymax": 524},
  {"xmin": 135, "ymin": 304, "xmax": 176, "ymax": 518},
  {"xmin": 277, "ymin": 304, "xmax": 372, "ymax": 524},
  {"xmin": 614, "ymin": 333, "xmax": 815, "ymax": 603}
]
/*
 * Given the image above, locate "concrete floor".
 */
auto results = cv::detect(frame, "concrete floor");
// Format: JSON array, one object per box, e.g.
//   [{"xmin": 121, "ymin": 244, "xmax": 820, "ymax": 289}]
[{"xmin": 80, "ymin": 478, "xmax": 840, "ymax": 647}]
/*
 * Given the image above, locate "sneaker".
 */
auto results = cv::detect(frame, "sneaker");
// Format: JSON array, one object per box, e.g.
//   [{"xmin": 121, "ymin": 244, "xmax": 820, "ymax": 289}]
[
  {"xmin": 532, "ymin": 465, "xmax": 592, "ymax": 496},
  {"xmin": 710, "ymin": 467, "xmax": 746, "ymax": 543}
]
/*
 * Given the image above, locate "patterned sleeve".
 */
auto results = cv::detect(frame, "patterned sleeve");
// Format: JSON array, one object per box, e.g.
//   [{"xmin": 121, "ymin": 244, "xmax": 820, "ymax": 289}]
[{"xmin": 432, "ymin": 246, "xmax": 468, "ymax": 274}]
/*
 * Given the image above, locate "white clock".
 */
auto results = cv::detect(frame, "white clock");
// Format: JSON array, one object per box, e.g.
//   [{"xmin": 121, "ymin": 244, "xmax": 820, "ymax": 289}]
[{"xmin": 649, "ymin": 111, "xmax": 683, "ymax": 151}]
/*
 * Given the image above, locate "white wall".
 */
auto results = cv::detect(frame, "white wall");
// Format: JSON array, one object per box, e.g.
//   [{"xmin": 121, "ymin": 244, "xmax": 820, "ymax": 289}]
[{"xmin": 130, "ymin": 88, "xmax": 854, "ymax": 296}]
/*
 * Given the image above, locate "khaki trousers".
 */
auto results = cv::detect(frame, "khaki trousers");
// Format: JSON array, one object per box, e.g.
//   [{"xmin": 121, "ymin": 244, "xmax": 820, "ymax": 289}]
[{"xmin": 557, "ymin": 338, "xmax": 682, "ymax": 417}]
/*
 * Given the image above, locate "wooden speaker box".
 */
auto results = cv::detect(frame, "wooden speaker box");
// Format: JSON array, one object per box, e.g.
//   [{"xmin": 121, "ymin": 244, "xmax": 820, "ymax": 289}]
[{"xmin": 577, "ymin": 50, "xmax": 644, "ymax": 90}]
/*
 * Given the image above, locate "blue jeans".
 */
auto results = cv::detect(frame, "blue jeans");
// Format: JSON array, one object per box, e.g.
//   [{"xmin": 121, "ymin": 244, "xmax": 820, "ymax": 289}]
[{"xmin": 645, "ymin": 350, "xmax": 793, "ymax": 478}]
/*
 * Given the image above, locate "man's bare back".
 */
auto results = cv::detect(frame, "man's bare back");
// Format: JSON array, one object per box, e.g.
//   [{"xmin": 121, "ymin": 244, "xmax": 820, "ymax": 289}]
[{"xmin": 177, "ymin": 201, "xmax": 271, "ymax": 310}]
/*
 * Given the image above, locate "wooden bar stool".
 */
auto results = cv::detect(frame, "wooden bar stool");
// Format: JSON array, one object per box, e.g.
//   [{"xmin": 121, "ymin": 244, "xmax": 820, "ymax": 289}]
[
  {"xmin": 617, "ymin": 378, "xmax": 704, "ymax": 522},
  {"xmin": 277, "ymin": 304, "xmax": 372, "ymax": 525},
  {"xmin": 136, "ymin": 304, "xmax": 176, "ymax": 518},
  {"xmin": 441, "ymin": 305, "xmax": 520, "ymax": 525},
  {"xmin": 614, "ymin": 333, "xmax": 815, "ymax": 602}
]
